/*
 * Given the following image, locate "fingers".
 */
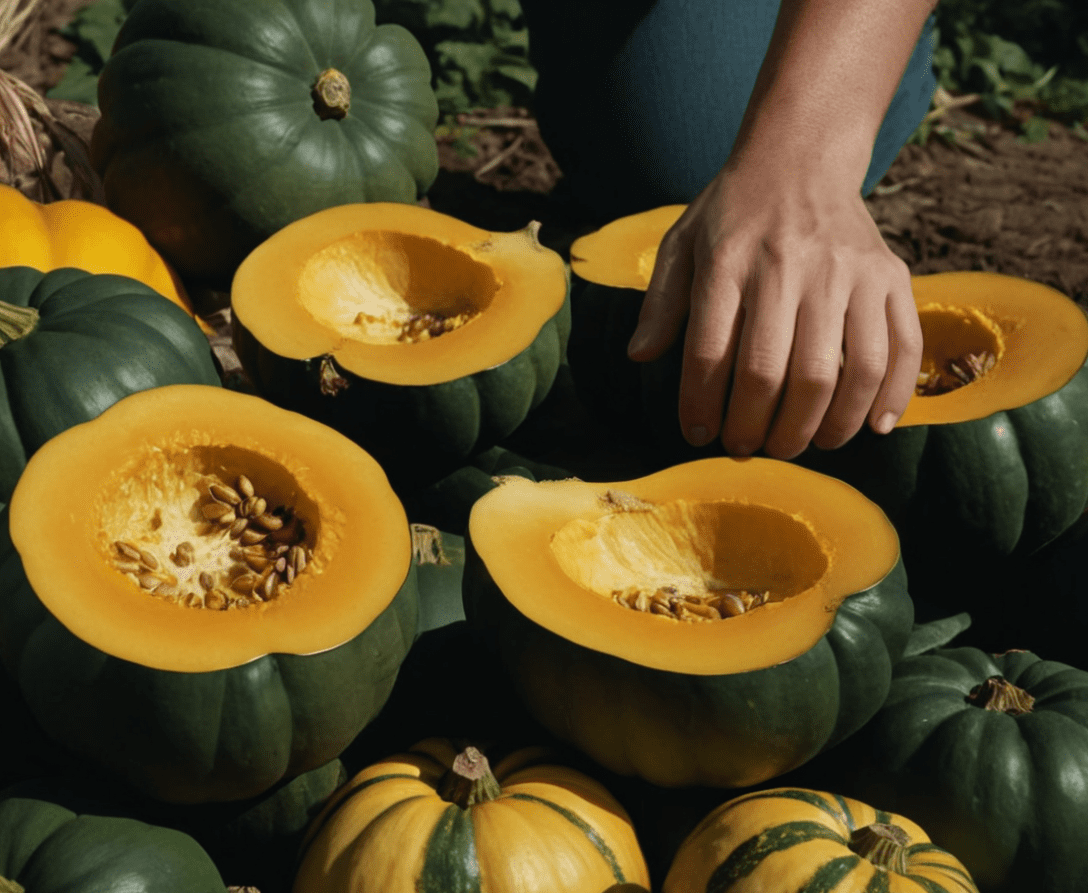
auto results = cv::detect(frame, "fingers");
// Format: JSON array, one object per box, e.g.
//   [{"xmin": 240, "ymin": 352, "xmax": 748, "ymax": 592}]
[
  {"xmin": 867, "ymin": 273, "xmax": 924, "ymax": 433},
  {"xmin": 627, "ymin": 216, "xmax": 696, "ymax": 362},
  {"xmin": 677, "ymin": 255, "xmax": 746, "ymax": 446},
  {"xmin": 806, "ymin": 281, "xmax": 889, "ymax": 452}
]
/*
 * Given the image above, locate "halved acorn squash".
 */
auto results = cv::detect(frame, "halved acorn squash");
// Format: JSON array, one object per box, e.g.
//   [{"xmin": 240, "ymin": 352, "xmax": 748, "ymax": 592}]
[
  {"xmin": 568, "ymin": 206, "xmax": 1088, "ymax": 558},
  {"xmin": 462, "ymin": 458, "xmax": 913, "ymax": 788},
  {"xmin": 0, "ymin": 385, "xmax": 418, "ymax": 804},
  {"xmin": 231, "ymin": 203, "xmax": 571, "ymax": 486}
]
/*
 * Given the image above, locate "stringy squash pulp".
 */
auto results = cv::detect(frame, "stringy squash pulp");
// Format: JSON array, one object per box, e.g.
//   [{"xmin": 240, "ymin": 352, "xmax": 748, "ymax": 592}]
[
  {"xmin": 469, "ymin": 458, "xmax": 900, "ymax": 675},
  {"xmin": 7, "ymin": 384, "xmax": 411, "ymax": 672}
]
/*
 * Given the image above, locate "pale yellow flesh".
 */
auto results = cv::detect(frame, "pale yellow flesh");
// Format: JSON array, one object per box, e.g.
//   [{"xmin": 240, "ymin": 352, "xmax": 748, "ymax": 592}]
[
  {"xmin": 469, "ymin": 458, "xmax": 900, "ymax": 675},
  {"xmin": 9, "ymin": 385, "xmax": 410, "ymax": 672}
]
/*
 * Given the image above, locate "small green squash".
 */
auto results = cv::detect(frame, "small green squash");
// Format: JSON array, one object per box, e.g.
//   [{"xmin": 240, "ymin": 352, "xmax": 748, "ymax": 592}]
[
  {"xmin": 91, "ymin": 0, "xmax": 440, "ymax": 283},
  {"xmin": 463, "ymin": 458, "xmax": 914, "ymax": 787},
  {"xmin": 0, "ymin": 792, "xmax": 227, "ymax": 893},
  {"xmin": 842, "ymin": 647, "xmax": 1088, "ymax": 893},
  {"xmin": 663, "ymin": 787, "xmax": 979, "ymax": 892},
  {"xmin": 0, "ymin": 266, "xmax": 220, "ymax": 509}
]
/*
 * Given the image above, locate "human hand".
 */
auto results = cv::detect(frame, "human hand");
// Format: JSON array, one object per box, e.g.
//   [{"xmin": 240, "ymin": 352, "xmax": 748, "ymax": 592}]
[{"xmin": 625, "ymin": 161, "xmax": 923, "ymax": 460}]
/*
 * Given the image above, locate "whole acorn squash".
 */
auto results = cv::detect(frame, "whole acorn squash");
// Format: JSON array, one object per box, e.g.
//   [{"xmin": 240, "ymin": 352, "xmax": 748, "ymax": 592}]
[
  {"xmin": 463, "ymin": 457, "xmax": 913, "ymax": 788},
  {"xmin": 231, "ymin": 203, "xmax": 571, "ymax": 486},
  {"xmin": 843, "ymin": 647, "xmax": 1088, "ymax": 893},
  {"xmin": 663, "ymin": 787, "xmax": 979, "ymax": 893},
  {"xmin": 0, "ymin": 183, "xmax": 204, "ymax": 329},
  {"xmin": 0, "ymin": 266, "xmax": 220, "ymax": 509},
  {"xmin": 293, "ymin": 739, "xmax": 651, "ymax": 893},
  {"xmin": 91, "ymin": 0, "xmax": 440, "ymax": 284},
  {"xmin": 568, "ymin": 208, "xmax": 1088, "ymax": 561},
  {"xmin": 0, "ymin": 792, "xmax": 227, "ymax": 893},
  {"xmin": 0, "ymin": 385, "xmax": 418, "ymax": 804}
]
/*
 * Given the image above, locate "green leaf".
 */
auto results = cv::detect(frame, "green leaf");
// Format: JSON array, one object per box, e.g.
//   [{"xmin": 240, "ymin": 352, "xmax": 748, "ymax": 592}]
[
  {"xmin": 1019, "ymin": 115, "xmax": 1051, "ymax": 142},
  {"xmin": 45, "ymin": 57, "xmax": 101, "ymax": 105},
  {"xmin": 904, "ymin": 613, "xmax": 973, "ymax": 658}
]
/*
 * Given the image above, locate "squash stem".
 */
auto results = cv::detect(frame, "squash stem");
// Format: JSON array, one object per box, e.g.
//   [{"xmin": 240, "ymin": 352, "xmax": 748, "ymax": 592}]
[
  {"xmin": 312, "ymin": 68, "xmax": 351, "ymax": 120},
  {"xmin": 437, "ymin": 746, "xmax": 502, "ymax": 809},
  {"xmin": 966, "ymin": 675, "xmax": 1035, "ymax": 715},
  {"xmin": 0, "ymin": 299, "xmax": 39, "ymax": 345},
  {"xmin": 0, "ymin": 876, "xmax": 26, "ymax": 893},
  {"xmin": 411, "ymin": 523, "xmax": 451, "ymax": 566},
  {"xmin": 848, "ymin": 823, "xmax": 910, "ymax": 873}
]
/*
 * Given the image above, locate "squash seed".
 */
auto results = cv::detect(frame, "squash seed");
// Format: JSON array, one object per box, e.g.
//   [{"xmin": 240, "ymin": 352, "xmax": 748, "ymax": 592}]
[
  {"xmin": 201, "ymin": 502, "xmax": 235, "ymax": 522},
  {"xmin": 114, "ymin": 541, "xmax": 143, "ymax": 561},
  {"xmin": 209, "ymin": 483, "xmax": 242, "ymax": 505}
]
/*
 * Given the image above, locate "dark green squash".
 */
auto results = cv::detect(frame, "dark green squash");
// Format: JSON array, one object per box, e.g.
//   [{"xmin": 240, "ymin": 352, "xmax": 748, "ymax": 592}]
[
  {"xmin": 0, "ymin": 266, "xmax": 220, "ymax": 510},
  {"xmin": 0, "ymin": 793, "xmax": 227, "ymax": 892},
  {"xmin": 841, "ymin": 647, "xmax": 1088, "ymax": 893},
  {"xmin": 463, "ymin": 459, "xmax": 915, "ymax": 788},
  {"xmin": 91, "ymin": 0, "xmax": 440, "ymax": 284},
  {"xmin": 230, "ymin": 204, "xmax": 571, "ymax": 487},
  {"xmin": 0, "ymin": 385, "xmax": 418, "ymax": 805}
]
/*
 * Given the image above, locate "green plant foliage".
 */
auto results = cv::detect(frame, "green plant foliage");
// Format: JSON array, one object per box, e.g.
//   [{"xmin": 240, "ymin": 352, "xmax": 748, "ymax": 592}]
[
  {"xmin": 373, "ymin": 0, "xmax": 536, "ymax": 118},
  {"xmin": 45, "ymin": 0, "xmax": 125, "ymax": 105},
  {"xmin": 924, "ymin": 0, "xmax": 1088, "ymax": 137}
]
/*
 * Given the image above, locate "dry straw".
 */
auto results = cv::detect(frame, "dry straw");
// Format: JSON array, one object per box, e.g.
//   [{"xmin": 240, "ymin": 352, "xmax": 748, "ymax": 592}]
[{"xmin": 0, "ymin": 0, "xmax": 101, "ymax": 201}]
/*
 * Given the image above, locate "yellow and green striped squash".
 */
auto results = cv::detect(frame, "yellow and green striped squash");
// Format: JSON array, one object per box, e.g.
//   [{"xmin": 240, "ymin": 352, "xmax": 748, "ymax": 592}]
[
  {"xmin": 294, "ymin": 738, "xmax": 650, "ymax": 893},
  {"xmin": 664, "ymin": 787, "xmax": 979, "ymax": 893}
]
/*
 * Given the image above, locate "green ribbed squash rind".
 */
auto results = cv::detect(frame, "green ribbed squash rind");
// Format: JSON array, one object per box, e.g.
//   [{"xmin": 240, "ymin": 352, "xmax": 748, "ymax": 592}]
[
  {"xmin": 0, "ymin": 267, "xmax": 220, "ymax": 510},
  {"xmin": 0, "ymin": 511, "xmax": 418, "ymax": 805},
  {"xmin": 463, "ymin": 536, "xmax": 914, "ymax": 788},
  {"xmin": 0, "ymin": 794, "xmax": 227, "ymax": 892},
  {"xmin": 843, "ymin": 647, "xmax": 1088, "ymax": 893},
  {"xmin": 232, "ymin": 288, "xmax": 571, "ymax": 488}
]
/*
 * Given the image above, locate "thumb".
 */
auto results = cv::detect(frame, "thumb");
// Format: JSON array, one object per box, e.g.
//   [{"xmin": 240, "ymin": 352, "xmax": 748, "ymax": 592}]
[{"xmin": 627, "ymin": 226, "xmax": 694, "ymax": 362}]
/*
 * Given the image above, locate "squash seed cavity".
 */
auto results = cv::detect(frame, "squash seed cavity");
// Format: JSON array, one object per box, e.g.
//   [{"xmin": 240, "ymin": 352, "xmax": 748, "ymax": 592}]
[
  {"xmin": 549, "ymin": 493, "xmax": 828, "ymax": 622},
  {"xmin": 915, "ymin": 303, "xmax": 1005, "ymax": 396},
  {"xmin": 99, "ymin": 449, "xmax": 314, "ymax": 611},
  {"xmin": 298, "ymin": 231, "xmax": 499, "ymax": 345}
]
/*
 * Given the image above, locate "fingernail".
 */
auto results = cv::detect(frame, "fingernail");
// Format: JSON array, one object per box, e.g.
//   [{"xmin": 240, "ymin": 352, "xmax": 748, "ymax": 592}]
[
  {"xmin": 728, "ymin": 442, "xmax": 756, "ymax": 457},
  {"xmin": 627, "ymin": 331, "xmax": 649, "ymax": 358},
  {"xmin": 686, "ymin": 425, "xmax": 712, "ymax": 447},
  {"xmin": 874, "ymin": 412, "xmax": 897, "ymax": 434}
]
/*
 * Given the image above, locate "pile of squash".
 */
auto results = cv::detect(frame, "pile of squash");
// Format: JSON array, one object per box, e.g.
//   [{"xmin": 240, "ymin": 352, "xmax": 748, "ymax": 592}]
[{"xmin": 2, "ymin": 0, "xmax": 1087, "ymax": 890}]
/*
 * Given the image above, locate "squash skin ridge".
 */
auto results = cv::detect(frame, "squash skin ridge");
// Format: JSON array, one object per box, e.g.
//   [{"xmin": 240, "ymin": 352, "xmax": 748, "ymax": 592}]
[
  {"xmin": 462, "ymin": 528, "xmax": 913, "ymax": 789},
  {"xmin": 0, "ymin": 508, "xmax": 420, "ymax": 805},
  {"xmin": 232, "ymin": 288, "xmax": 572, "ymax": 488}
]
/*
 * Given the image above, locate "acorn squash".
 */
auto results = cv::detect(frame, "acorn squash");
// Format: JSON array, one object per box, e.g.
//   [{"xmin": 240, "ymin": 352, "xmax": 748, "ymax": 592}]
[
  {"xmin": 0, "ymin": 385, "xmax": 418, "ymax": 804},
  {"xmin": 843, "ymin": 647, "xmax": 1088, "ymax": 892},
  {"xmin": 0, "ymin": 792, "xmax": 227, "ymax": 893},
  {"xmin": 293, "ymin": 739, "xmax": 651, "ymax": 893},
  {"xmin": 0, "ymin": 183, "xmax": 204, "ymax": 330},
  {"xmin": 91, "ymin": 0, "xmax": 440, "ymax": 284},
  {"xmin": 0, "ymin": 266, "xmax": 221, "ymax": 509},
  {"xmin": 568, "ymin": 208, "xmax": 1088, "ymax": 558},
  {"xmin": 462, "ymin": 457, "xmax": 913, "ymax": 787},
  {"xmin": 663, "ymin": 787, "xmax": 979, "ymax": 892},
  {"xmin": 231, "ymin": 203, "xmax": 571, "ymax": 486}
]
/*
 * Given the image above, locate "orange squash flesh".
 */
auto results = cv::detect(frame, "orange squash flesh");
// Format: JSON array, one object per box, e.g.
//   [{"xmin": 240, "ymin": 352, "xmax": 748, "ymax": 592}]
[
  {"xmin": 8, "ymin": 384, "xmax": 411, "ymax": 672},
  {"xmin": 0, "ymin": 183, "xmax": 207, "ymax": 331},
  {"xmin": 231, "ymin": 202, "xmax": 569, "ymax": 386},
  {"xmin": 569, "ymin": 206, "xmax": 1088, "ymax": 426},
  {"xmin": 468, "ymin": 457, "xmax": 900, "ymax": 675}
]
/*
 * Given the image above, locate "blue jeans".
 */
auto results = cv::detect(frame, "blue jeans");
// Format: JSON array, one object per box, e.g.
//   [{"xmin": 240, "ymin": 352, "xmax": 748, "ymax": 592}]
[{"xmin": 521, "ymin": 0, "xmax": 936, "ymax": 217}]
